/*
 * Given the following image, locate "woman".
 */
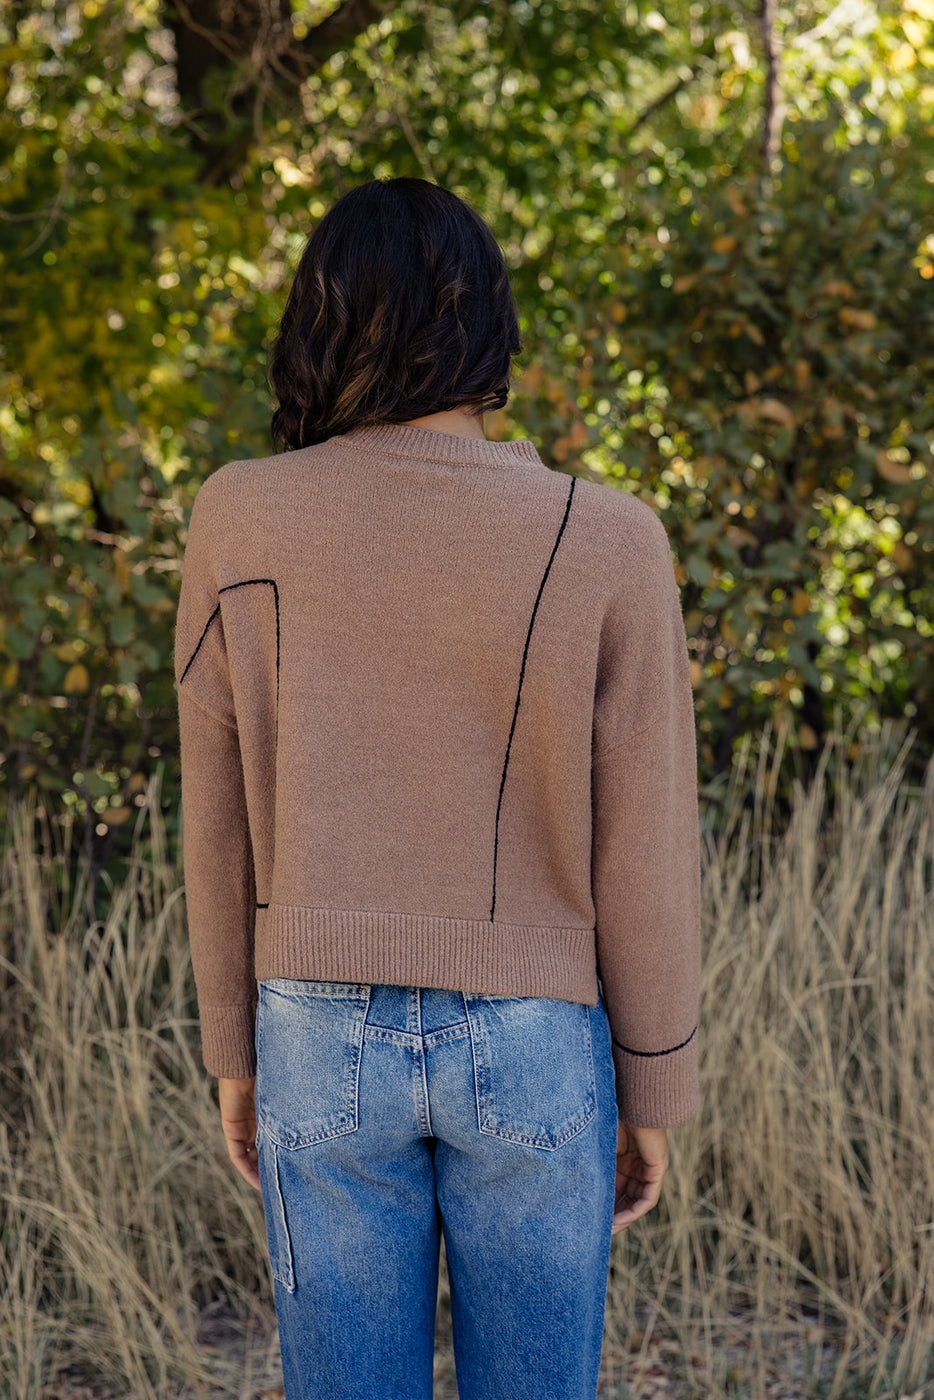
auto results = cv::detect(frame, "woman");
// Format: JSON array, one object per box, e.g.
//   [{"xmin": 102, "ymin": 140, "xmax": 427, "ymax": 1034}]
[{"xmin": 175, "ymin": 177, "xmax": 700, "ymax": 1400}]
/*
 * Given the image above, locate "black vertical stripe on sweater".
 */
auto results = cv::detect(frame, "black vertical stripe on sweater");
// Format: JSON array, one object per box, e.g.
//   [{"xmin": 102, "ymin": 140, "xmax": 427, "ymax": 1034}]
[{"xmin": 490, "ymin": 476, "xmax": 577, "ymax": 921}]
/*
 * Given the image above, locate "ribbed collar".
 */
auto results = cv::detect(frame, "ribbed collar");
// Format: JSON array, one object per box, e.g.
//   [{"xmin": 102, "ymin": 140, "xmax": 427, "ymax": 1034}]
[{"xmin": 338, "ymin": 422, "xmax": 542, "ymax": 468}]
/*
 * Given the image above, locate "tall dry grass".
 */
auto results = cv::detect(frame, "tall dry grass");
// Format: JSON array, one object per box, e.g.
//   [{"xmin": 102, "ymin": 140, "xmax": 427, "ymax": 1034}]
[
  {"xmin": 1, "ymin": 785, "xmax": 276, "ymax": 1399},
  {"xmin": 1, "ymin": 724, "xmax": 932, "ymax": 1398},
  {"xmin": 605, "ymin": 724, "xmax": 934, "ymax": 1397}
]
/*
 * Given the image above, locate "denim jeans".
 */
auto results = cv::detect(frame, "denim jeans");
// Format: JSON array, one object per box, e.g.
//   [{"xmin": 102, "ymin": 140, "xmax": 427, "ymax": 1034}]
[{"xmin": 255, "ymin": 980, "xmax": 618, "ymax": 1400}]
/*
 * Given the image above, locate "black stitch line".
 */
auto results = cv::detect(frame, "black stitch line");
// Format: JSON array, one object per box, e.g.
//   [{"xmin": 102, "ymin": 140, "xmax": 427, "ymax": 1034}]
[
  {"xmin": 613, "ymin": 1025, "xmax": 697, "ymax": 1058},
  {"xmin": 187, "ymin": 579, "xmax": 281, "ymax": 911},
  {"xmin": 219, "ymin": 576, "xmax": 281, "ymax": 711},
  {"xmin": 490, "ymin": 476, "xmax": 577, "ymax": 921},
  {"xmin": 179, "ymin": 604, "xmax": 220, "ymax": 684},
  {"xmin": 217, "ymin": 579, "xmax": 281, "ymax": 741}
]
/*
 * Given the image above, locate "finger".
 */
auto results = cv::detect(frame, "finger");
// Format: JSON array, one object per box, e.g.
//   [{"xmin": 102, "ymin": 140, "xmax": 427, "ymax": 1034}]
[
  {"xmin": 611, "ymin": 1175, "xmax": 664, "ymax": 1234},
  {"xmin": 611, "ymin": 1195, "xmax": 653, "ymax": 1233},
  {"xmin": 226, "ymin": 1134, "xmax": 262, "ymax": 1191}
]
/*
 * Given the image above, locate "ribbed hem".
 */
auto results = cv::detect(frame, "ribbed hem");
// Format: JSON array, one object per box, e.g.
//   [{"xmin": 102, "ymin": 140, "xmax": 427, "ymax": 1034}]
[
  {"xmin": 612, "ymin": 1037, "xmax": 700, "ymax": 1128},
  {"xmin": 255, "ymin": 904, "xmax": 599, "ymax": 1005},
  {"xmin": 199, "ymin": 1001, "xmax": 258, "ymax": 1079},
  {"xmin": 336, "ymin": 422, "xmax": 542, "ymax": 469}
]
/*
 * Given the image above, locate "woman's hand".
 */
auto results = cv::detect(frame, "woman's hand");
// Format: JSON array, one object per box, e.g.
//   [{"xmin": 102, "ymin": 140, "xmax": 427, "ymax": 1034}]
[
  {"xmin": 218, "ymin": 1076, "xmax": 262, "ymax": 1191},
  {"xmin": 612, "ymin": 1121, "xmax": 669, "ymax": 1234}
]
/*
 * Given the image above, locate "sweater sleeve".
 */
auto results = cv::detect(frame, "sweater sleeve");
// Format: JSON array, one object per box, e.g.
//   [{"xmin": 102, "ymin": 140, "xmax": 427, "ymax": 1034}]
[
  {"xmin": 175, "ymin": 482, "xmax": 258, "ymax": 1078},
  {"xmin": 591, "ymin": 506, "xmax": 701, "ymax": 1127}
]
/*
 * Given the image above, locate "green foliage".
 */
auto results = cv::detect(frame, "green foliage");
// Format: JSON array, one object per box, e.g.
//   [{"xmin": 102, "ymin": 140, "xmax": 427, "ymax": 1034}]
[
  {"xmin": 563, "ymin": 121, "xmax": 934, "ymax": 773},
  {"xmin": 0, "ymin": 2, "xmax": 277, "ymax": 856},
  {"xmin": 1, "ymin": 0, "xmax": 932, "ymax": 851}
]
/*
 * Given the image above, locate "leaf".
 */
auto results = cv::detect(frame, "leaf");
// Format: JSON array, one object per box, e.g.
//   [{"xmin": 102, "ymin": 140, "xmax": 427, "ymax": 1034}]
[
  {"xmin": 876, "ymin": 451, "xmax": 913, "ymax": 484},
  {"xmin": 64, "ymin": 663, "xmax": 90, "ymax": 694},
  {"xmin": 839, "ymin": 306, "xmax": 877, "ymax": 330}
]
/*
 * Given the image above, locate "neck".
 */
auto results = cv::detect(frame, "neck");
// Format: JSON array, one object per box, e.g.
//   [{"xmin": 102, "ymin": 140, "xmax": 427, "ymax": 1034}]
[{"xmin": 401, "ymin": 408, "xmax": 487, "ymax": 441}]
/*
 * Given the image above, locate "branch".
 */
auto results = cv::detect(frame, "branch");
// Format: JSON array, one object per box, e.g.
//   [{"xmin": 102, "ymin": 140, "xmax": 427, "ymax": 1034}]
[
  {"xmin": 168, "ymin": 0, "xmax": 386, "ymax": 181},
  {"xmin": 171, "ymin": 0, "xmax": 383, "ymax": 99},
  {"xmin": 625, "ymin": 69, "xmax": 699, "ymax": 141},
  {"xmin": 295, "ymin": 0, "xmax": 383, "ymax": 71},
  {"xmin": 759, "ymin": 0, "xmax": 784, "ymax": 178},
  {"xmin": 788, "ymin": 0, "xmax": 863, "ymax": 49},
  {"xmin": 622, "ymin": 43, "xmax": 716, "ymax": 145}
]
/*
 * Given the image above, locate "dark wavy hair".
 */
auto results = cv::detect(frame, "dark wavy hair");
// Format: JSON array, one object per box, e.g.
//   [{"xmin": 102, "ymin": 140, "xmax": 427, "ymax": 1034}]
[{"xmin": 269, "ymin": 177, "xmax": 521, "ymax": 449}]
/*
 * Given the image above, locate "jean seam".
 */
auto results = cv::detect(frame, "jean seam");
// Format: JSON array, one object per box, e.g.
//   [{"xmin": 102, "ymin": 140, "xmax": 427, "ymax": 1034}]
[{"xmin": 270, "ymin": 1139, "xmax": 295, "ymax": 1293}]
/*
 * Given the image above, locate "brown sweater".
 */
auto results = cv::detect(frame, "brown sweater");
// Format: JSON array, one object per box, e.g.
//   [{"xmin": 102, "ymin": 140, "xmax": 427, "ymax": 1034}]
[{"xmin": 175, "ymin": 423, "xmax": 701, "ymax": 1127}]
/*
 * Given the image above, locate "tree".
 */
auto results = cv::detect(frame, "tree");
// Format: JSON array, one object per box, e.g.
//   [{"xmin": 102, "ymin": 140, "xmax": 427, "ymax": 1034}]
[{"xmin": 1, "ymin": 0, "xmax": 931, "ymax": 875}]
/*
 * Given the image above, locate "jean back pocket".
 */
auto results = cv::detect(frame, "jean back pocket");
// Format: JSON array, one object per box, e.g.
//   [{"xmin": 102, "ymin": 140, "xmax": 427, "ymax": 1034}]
[
  {"xmin": 465, "ymin": 994, "xmax": 597, "ymax": 1151},
  {"xmin": 255, "ymin": 979, "xmax": 370, "ymax": 1149}
]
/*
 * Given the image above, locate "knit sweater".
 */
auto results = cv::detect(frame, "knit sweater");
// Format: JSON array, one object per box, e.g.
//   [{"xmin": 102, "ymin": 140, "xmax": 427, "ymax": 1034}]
[{"xmin": 175, "ymin": 423, "xmax": 701, "ymax": 1127}]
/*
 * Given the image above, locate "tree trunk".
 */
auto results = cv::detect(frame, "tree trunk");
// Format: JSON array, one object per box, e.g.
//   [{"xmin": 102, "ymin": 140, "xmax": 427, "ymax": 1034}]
[
  {"xmin": 759, "ymin": 0, "xmax": 784, "ymax": 180},
  {"xmin": 166, "ymin": 0, "xmax": 383, "ymax": 182}
]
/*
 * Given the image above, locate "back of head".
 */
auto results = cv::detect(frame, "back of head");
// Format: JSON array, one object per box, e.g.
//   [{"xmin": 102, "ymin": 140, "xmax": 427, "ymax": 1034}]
[{"xmin": 270, "ymin": 177, "xmax": 521, "ymax": 449}]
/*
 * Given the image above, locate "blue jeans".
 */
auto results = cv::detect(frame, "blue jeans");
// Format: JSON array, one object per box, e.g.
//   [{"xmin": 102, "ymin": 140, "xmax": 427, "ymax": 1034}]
[{"xmin": 255, "ymin": 981, "xmax": 618, "ymax": 1400}]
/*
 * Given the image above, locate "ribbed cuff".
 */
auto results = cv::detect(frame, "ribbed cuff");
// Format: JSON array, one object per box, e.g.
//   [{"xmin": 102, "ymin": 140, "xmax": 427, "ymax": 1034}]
[
  {"xmin": 199, "ymin": 1002, "xmax": 258, "ymax": 1079},
  {"xmin": 612, "ymin": 1033, "xmax": 700, "ymax": 1127}
]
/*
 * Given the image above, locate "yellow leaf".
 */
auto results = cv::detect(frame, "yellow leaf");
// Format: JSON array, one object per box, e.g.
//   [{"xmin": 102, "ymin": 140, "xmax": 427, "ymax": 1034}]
[
  {"xmin": 892, "ymin": 541, "xmax": 912, "ymax": 572},
  {"xmin": 113, "ymin": 549, "xmax": 131, "ymax": 590},
  {"xmin": 876, "ymin": 451, "xmax": 914, "ymax": 484},
  {"xmin": 890, "ymin": 42, "xmax": 917, "ymax": 71},
  {"xmin": 725, "ymin": 186, "xmax": 747, "ymax": 217},
  {"xmin": 2, "ymin": 660, "xmax": 19, "ymax": 687},
  {"xmin": 689, "ymin": 659, "xmax": 703, "ymax": 689},
  {"xmin": 822, "ymin": 280, "xmax": 854, "ymax": 299},
  {"xmin": 839, "ymin": 306, "xmax": 877, "ymax": 330},
  {"xmin": 791, "ymin": 589, "xmax": 810, "ymax": 617},
  {"xmin": 737, "ymin": 396, "xmax": 796, "ymax": 431},
  {"xmin": 902, "ymin": 16, "xmax": 928, "ymax": 47},
  {"xmin": 760, "ymin": 396, "xmax": 796, "ymax": 428},
  {"xmin": 672, "ymin": 275, "xmax": 695, "ymax": 294},
  {"xmin": 725, "ymin": 525, "xmax": 757, "ymax": 549},
  {"xmin": 609, "ymin": 302, "xmax": 627, "ymax": 323},
  {"xmin": 712, "ymin": 235, "xmax": 737, "ymax": 254},
  {"xmin": 101, "ymin": 805, "xmax": 132, "ymax": 826},
  {"xmin": 799, "ymin": 723, "xmax": 819, "ymax": 750},
  {"xmin": 64, "ymin": 663, "xmax": 90, "ymax": 694}
]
